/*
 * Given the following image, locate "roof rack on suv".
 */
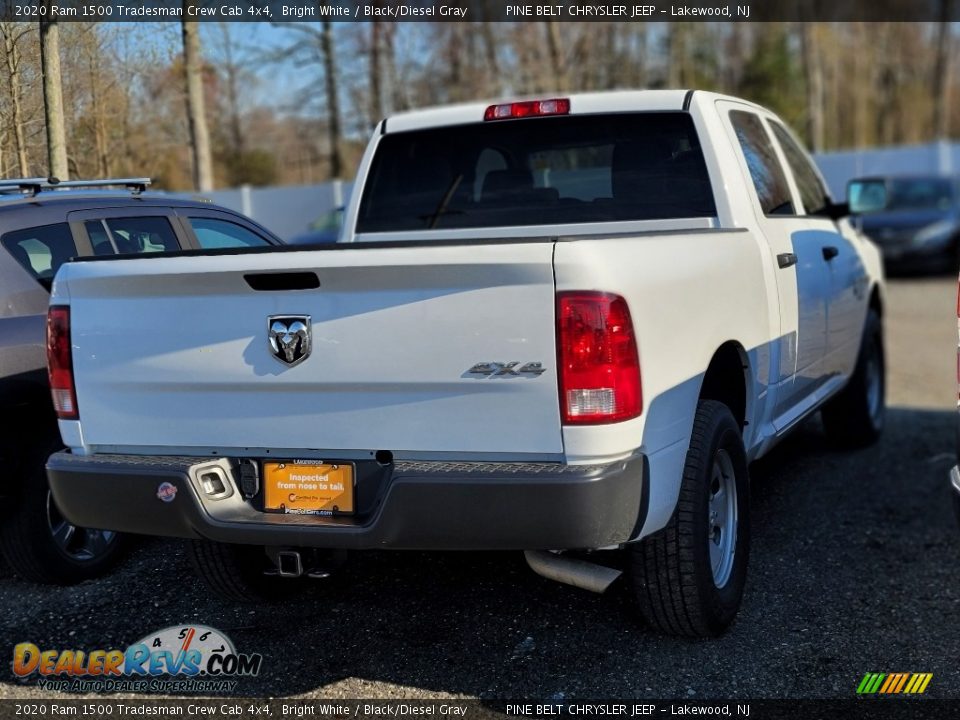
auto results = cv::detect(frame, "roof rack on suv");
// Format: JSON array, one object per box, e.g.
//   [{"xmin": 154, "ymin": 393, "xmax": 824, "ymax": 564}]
[{"xmin": 0, "ymin": 177, "xmax": 151, "ymax": 198}]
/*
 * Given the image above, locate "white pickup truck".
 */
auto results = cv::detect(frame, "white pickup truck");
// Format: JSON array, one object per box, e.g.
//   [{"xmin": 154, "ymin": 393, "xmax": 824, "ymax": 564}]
[{"xmin": 46, "ymin": 91, "xmax": 884, "ymax": 637}]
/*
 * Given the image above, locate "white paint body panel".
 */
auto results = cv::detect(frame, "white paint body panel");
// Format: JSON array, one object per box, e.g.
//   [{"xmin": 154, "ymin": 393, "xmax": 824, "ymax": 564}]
[
  {"xmin": 58, "ymin": 243, "xmax": 563, "ymax": 457},
  {"xmin": 54, "ymin": 90, "xmax": 884, "ymax": 542}
]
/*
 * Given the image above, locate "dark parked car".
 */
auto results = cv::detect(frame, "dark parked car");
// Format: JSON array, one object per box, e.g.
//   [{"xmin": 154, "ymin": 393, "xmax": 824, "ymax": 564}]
[
  {"xmin": 0, "ymin": 177, "xmax": 281, "ymax": 583},
  {"xmin": 849, "ymin": 175, "xmax": 960, "ymax": 273}
]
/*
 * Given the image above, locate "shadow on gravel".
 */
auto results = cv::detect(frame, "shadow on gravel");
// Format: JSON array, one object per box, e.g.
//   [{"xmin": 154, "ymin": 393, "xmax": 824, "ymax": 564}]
[{"xmin": 0, "ymin": 407, "xmax": 958, "ymax": 700}]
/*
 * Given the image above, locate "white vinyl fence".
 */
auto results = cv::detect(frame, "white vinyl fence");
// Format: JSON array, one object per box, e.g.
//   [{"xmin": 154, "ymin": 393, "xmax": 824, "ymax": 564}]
[{"xmin": 814, "ymin": 140, "xmax": 959, "ymax": 199}]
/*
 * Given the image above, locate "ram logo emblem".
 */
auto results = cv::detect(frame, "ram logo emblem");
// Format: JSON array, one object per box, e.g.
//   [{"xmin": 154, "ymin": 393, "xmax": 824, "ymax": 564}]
[{"xmin": 268, "ymin": 315, "xmax": 312, "ymax": 367}]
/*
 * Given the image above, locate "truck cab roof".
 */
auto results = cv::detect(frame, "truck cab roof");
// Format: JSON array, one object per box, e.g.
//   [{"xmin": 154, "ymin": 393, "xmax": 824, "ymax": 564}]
[{"xmin": 382, "ymin": 90, "xmax": 763, "ymax": 134}]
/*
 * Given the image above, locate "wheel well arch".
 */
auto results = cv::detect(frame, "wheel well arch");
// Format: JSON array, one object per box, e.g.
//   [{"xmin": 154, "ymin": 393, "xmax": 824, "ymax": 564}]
[
  {"xmin": 699, "ymin": 341, "xmax": 750, "ymax": 430},
  {"xmin": 869, "ymin": 285, "xmax": 883, "ymax": 317}
]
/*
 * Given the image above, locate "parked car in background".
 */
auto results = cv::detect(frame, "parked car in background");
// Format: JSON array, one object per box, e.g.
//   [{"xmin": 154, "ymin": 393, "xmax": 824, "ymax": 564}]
[
  {"xmin": 849, "ymin": 175, "xmax": 960, "ymax": 274},
  {"xmin": 0, "ymin": 177, "xmax": 282, "ymax": 584},
  {"xmin": 286, "ymin": 206, "xmax": 344, "ymax": 245}
]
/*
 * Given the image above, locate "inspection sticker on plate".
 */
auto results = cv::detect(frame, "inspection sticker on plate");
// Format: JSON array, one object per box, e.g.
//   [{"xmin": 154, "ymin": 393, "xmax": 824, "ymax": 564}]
[{"xmin": 262, "ymin": 461, "xmax": 354, "ymax": 515}]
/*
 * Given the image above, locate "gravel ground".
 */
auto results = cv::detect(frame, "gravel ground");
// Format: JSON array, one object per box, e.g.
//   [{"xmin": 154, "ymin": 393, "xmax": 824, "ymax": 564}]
[{"xmin": 1, "ymin": 277, "xmax": 958, "ymax": 701}]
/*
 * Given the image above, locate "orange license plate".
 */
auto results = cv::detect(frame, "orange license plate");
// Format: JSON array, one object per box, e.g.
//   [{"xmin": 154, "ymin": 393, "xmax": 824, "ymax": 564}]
[{"xmin": 262, "ymin": 461, "xmax": 354, "ymax": 515}]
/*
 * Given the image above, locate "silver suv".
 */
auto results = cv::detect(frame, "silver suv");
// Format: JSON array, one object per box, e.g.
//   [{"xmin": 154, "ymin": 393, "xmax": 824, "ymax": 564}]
[{"xmin": 0, "ymin": 178, "xmax": 281, "ymax": 583}]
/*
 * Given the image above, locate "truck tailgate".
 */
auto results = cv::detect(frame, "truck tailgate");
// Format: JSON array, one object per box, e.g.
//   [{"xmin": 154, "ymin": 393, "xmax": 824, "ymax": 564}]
[{"xmin": 59, "ymin": 242, "xmax": 563, "ymax": 457}]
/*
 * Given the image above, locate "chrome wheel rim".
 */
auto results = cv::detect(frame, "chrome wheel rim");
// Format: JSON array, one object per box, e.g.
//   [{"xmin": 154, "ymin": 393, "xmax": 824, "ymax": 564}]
[
  {"xmin": 708, "ymin": 449, "xmax": 738, "ymax": 589},
  {"xmin": 46, "ymin": 491, "xmax": 117, "ymax": 562}
]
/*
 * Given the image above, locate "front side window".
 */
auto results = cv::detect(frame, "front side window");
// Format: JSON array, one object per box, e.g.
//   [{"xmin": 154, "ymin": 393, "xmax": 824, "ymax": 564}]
[
  {"xmin": 729, "ymin": 110, "xmax": 795, "ymax": 216},
  {"xmin": 2, "ymin": 223, "xmax": 77, "ymax": 288},
  {"xmin": 189, "ymin": 217, "xmax": 272, "ymax": 249},
  {"xmin": 357, "ymin": 112, "xmax": 717, "ymax": 232},
  {"xmin": 769, "ymin": 121, "xmax": 829, "ymax": 215}
]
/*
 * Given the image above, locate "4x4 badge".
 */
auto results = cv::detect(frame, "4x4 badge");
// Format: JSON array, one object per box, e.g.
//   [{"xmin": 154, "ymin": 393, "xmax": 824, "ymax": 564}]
[{"xmin": 268, "ymin": 315, "xmax": 312, "ymax": 367}]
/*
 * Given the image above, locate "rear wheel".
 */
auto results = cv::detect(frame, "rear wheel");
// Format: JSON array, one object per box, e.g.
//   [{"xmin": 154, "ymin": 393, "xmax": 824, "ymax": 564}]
[
  {"xmin": 821, "ymin": 309, "xmax": 885, "ymax": 447},
  {"xmin": 186, "ymin": 540, "xmax": 307, "ymax": 602},
  {"xmin": 627, "ymin": 399, "xmax": 750, "ymax": 637},
  {"xmin": 0, "ymin": 436, "xmax": 124, "ymax": 584}
]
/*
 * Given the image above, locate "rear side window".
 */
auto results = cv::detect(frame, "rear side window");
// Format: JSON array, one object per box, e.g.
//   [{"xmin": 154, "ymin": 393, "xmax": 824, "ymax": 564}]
[
  {"xmin": 769, "ymin": 121, "xmax": 829, "ymax": 215},
  {"xmin": 729, "ymin": 110, "xmax": 795, "ymax": 216},
  {"xmin": 2, "ymin": 223, "xmax": 77, "ymax": 288},
  {"xmin": 86, "ymin": 216, "xmax": 180, "ymax": 255},
  {"xmin": 189, "ymin": 217, "xmax": 272, "ymax": 249},
  {"xmin": 357, "ymin": 112, "xmax": 717, "ymax": 232}
]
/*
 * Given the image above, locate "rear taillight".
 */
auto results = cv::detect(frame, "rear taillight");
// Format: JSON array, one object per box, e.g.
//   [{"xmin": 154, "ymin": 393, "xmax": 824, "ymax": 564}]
[
  {"xmin": 557, "ymin": 292, "xmax": 641, "ymax": 424},
  {"xmin": 46, "ymin": 305, "xmax": 78, "ymax": 420},
  {"xmin": 484, "ymin": 98, "xmax": 571, "ymax": 121}
]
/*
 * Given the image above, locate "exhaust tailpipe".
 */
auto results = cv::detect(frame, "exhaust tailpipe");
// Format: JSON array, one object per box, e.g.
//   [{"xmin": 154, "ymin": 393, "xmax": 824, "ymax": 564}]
[{"xmin": 524, "ymin": 550, "xmax": 622, "ymax": 594}]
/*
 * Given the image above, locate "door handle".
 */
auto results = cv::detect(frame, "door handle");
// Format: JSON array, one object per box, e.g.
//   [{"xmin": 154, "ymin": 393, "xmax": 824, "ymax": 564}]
[
  {"xmin": 777, "ymin": 252, "xmax": 797, "ymax": 269},
  {"xmin": 822, "ymin": 246, "xmax": 839, "ymax": 261}
]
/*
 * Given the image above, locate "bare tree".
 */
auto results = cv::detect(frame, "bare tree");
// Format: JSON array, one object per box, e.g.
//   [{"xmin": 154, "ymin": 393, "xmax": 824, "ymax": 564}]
[
  {"xmin": 800, "ymin": 24, "xmax": 824, "ymax": 151},
  {"xmin": 932, "ymin": 0, "xmax": 954, "ymax": 138},
  {"xmin": 544, "ymin": 22, "xmax": 568, "ymax": 91},
  {"xmin": 39, "ymin": 10, "xmax": 68, "ymax": 179},
  {"xmin": 181, "ymin": 9, "xmax": 213, "ymax": 191},
  {"xmin": 320, "ymin": 20, "xmax": 343, "ymax": 177},
  {"xmin": 217, "ymin": 23, "xmax": 244, "ymax": 158},
  {"xmin": 265, "ymin": 20, "xmax": 345, "ymax": 179},
  {"xmin": 0, "ymin": 23, "xmax": 31, "ymax": 176},
  {"xmin": 369, "ymin": 20, "xmax": 384, "ymax": 124}
]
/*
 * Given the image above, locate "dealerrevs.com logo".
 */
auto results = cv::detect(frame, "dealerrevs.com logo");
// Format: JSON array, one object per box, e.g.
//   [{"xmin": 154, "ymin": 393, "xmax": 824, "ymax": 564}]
[{"xmin": 12, "ymin": 625, "xmax": 262, "ymax": 693}]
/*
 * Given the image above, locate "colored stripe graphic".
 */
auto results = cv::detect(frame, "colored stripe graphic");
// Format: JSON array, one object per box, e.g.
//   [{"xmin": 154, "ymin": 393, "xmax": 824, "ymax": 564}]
[
  {"xmin": 857, "ymin": 673, "xmax": 932, "ymax": 695},
  {"xmin": 893, "ymin": 674, "xmax": 909, "ymax": 693}
]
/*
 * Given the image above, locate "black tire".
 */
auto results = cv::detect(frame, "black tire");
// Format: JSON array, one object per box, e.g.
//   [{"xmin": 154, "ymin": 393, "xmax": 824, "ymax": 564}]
[
  {"xmin": 627, "ymin": 399, "xmax": 750, "ymax": 637},
  {"xmin": 821, "ymin": 309, "xmax": 885, "ymax": 448},
  {"xmin": 186, "ymin": 540, "xmax": 306, "ymax": 602},
  {"xmin": 0, "ymin": 436, "xmax": 124, "ymax": 584}
]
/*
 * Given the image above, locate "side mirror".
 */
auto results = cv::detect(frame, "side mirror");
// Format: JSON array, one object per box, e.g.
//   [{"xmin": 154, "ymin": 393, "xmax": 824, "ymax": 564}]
[{"xmin": 847, "ymin": 179, "xmax": 888, "ymax": 215}]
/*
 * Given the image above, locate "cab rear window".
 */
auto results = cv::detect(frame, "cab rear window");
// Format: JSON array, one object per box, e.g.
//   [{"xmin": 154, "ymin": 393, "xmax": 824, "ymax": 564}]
[{"xmin": 357, "ymin": 113, "xmax": 716, "ymax": 233}]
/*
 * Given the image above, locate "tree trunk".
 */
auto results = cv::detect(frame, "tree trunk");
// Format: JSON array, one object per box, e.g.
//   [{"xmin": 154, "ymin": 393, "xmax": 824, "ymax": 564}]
[
  {"xmin": 85, "ymin": 30, "xmax": 110, "ymax": 178},
  {"xmin": 545, "ymin": 22, "xmax": 568, "ymax": 91},
  {"xmin": 181, "ymin": 12, "xmax": 213, "ymax": 191},
  {"xmin": 801, "ymin": 24, "xmax": 825, "ymax": 152},
  {"xmin": 320, "ymin": 19, "xmax": 343, "ymax": 178},
  {"xmin": 931, "ymin": 0, "xmax": 954, "ymax": 138},
  {"xmin": 219, "ymin": 22, "xmax": 244, "ymax": 157},
  {"xmin": 668, "ymin": 24, "xmax": 690, "ymax": 88},
  {"xmin": 479, "ymin": 14, "xmax": 500, "ymax": 93},
  {"xmin": 1, "ymin": 24, "xmax": 29, "ymax": 177},
  {"xmin": 369, "ymin": 20, "xmax": 383, "ymax": 126},
  {"xmin": 39, "ymin": 13, "xmax": 68, "ymax": 180}
]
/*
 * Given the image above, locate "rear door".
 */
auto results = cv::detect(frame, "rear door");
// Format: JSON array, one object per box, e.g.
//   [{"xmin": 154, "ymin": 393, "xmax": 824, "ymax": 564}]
[
  {"xmin": 68, "ymin": 208, "xmax": 189, "ymax": 256},
  {"xmin": 767, "ymin": 120, "xmax": 867, "ymax": 379},
  {"xmin": 720, "ymin": 102, "xmax": 832, "ymax": 428}
]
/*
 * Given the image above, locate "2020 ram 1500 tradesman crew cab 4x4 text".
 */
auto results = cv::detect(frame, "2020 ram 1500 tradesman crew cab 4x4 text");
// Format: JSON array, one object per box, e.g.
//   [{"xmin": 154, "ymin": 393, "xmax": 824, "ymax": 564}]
[{"xmin": 46, "ymin": 91, "xmax": 884, "ymax": 636}]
